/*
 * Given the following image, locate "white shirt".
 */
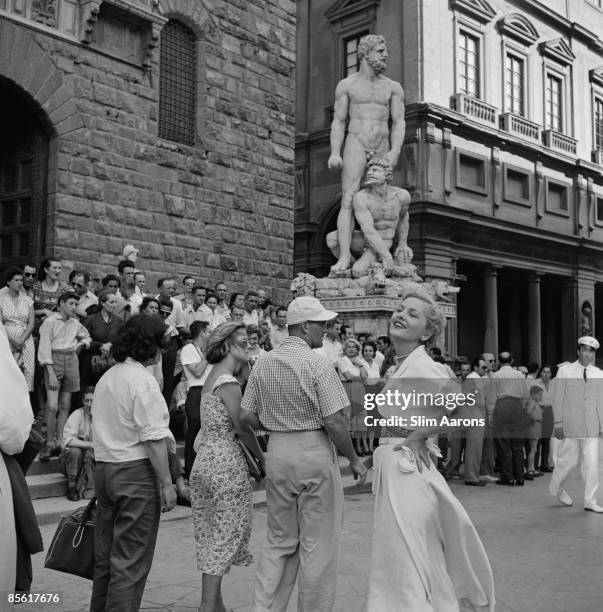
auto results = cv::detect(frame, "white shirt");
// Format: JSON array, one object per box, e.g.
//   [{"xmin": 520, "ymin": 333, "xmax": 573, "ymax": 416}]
[
  {"xmin": 491, "ymin": 365, "xmax": 529, "ymax": 400},
  {"xmin": 116, "ymin": 287, "xmax": 143, "ymax": 317},
  {"xmin": 183, "ymin": 303, "xmax": 212, "ymax": 330},
  {"xmin": 180, "ymin": 343, "xmax": 212, "ymax": 389},
  {"xmin": 61, "ymin": 407, "xmax": 92, "ymax": 449},
  {"xmin": 78, "ymin": 290, "xmax": 98, "ymax": 316},
  {"xmin": 205, "ymin": 310, "xmax": 227, "ymax": 331},
  {"xmin": 92, "ymin": 358, "xmax": 175, "ymax": 462},
  {"xmin": 374, "ymin": 350, "xmax": 385, "ymax": 371},
  {"xmin": 314, "ymin": 336, "xmax": 343, "ymax": 365},
  {"xmin": 243, "ymin": 309, "xmax": 259, "ymax": 327},
  {"xmin": 466, "ymin": 371, "xmax": 482, "ymax": 379}
]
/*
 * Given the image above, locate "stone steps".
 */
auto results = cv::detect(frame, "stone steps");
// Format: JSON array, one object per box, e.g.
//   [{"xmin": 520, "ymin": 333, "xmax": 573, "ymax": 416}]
[{"xmin": 28, "ymin": 442, "xmax": 373, "ymax": 526}]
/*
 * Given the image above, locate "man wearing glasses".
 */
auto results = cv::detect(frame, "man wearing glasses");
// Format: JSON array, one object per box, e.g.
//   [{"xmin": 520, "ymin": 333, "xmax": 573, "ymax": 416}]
[{"xmin": 69, "ymin": 270, "xmax": 98, "ymax": 320}]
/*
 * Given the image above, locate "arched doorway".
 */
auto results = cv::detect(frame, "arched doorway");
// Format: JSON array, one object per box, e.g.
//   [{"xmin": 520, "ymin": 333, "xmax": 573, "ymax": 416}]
[{"xmin": 0, "ymin": 77, "xmax": 50, "ymax": 271}]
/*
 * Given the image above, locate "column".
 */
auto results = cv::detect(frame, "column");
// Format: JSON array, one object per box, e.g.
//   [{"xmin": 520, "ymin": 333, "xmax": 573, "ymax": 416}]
[
  {"xmin": 561, "ymin": 279, "xmax": 578, "ymax": 362},
  {"xmin": 527, "ymin": 273, "xmax": 542, "ymax": 364},
  {"xmin": 483, "ymin": 266, "xmax": 499, "ymax": 356}
]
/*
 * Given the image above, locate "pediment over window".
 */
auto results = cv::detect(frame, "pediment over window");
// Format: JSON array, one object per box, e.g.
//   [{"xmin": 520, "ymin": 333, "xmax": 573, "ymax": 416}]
[
  {"xmin": 497, "ymin": 13, "xmax": 539, "ymax": 45},
  {"xmin": 450, "ymin": 0, "xmax": 496, "ymax": 24},
  {"xmin": 325, "ymin": 0, "xmax": 380, "ymax": 25},
  {"xmin": 590, "ymin": 67, "xmax": 603, "ymax": 88},
  {"xmin": 539, "ymin": 38, "xmax": 575, "ymax": 66}
]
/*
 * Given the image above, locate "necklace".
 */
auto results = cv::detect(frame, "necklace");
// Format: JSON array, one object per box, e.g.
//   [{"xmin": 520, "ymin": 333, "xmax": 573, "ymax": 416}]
[{"xmin": 395, "ymin": 352, "xmax": 412, "ymax": 363}]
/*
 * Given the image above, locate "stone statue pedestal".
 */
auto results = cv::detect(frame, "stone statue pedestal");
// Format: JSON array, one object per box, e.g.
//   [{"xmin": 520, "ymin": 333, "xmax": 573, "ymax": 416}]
[{"xmin": 290, "ymin": 272, "xmax": 458, "ymax": 338}]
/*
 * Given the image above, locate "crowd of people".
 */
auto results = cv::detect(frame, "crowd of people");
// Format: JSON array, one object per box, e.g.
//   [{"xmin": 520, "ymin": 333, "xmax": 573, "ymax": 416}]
[{"xmin": 1, "ymin": 252, "xmax": 601, "ymax": 611}]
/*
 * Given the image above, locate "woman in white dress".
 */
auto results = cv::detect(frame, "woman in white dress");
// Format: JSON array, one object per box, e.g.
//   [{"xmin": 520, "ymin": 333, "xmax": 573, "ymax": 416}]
[{"xmin": 366, "ymin": 286, "xmax": 495, "ymax": 612}]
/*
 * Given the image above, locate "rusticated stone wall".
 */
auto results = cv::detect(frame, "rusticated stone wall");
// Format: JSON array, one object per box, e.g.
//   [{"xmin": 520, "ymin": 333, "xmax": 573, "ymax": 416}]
[{"xmin": 0, "ymin": 0, "xmax": 295, "ymax": 300}]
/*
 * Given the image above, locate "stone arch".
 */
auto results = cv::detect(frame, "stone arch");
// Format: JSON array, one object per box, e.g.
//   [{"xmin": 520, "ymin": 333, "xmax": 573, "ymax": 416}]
[
  {"xmin": 0, "ymin": 20, "xmax": 84, "ymax": 138},
  {"xmin": 0, "ymin": 20, "xmax": 86, "ymax": 261},
  {"xmin": 158, "ymin": 0, "xmax": 216, "ymax": 36}
]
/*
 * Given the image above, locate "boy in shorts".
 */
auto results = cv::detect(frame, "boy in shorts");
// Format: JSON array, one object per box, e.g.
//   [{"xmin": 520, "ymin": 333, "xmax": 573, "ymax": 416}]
[{"xmin": 38, "ymin": 291, "xmax": 91, "ymax": 460}]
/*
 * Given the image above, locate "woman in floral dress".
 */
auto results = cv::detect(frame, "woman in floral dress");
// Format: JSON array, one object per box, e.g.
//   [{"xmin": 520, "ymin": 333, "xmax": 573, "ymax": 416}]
[
  {"xmin": 0, "ymin": 267, "xmax": 35, "ymax": 391},
  {"xmin": 189, "ymin": 322, "xmax": 264, "ymax": 612}
]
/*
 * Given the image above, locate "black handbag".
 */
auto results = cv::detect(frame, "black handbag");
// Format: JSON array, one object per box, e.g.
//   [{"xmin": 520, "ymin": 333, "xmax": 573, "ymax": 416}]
[
  {"xmin": 44, "ymin": 497, "xmax": 96, "ymax": 580},
  {"xmin": 237, "ymin": 438, "xmax": 265, "ymax": 482}
]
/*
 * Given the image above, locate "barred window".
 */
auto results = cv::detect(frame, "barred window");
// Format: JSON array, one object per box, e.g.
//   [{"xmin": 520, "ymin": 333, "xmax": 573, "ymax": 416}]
[{"xmin": 159, "ymin": 20, "xmax": 197, "ymax": 146}]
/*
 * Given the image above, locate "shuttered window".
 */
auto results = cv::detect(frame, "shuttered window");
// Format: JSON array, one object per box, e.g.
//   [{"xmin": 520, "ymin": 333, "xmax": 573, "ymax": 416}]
[{"xmin": 159, "ymin": 20, "xmax": 197, "ymax": 145}]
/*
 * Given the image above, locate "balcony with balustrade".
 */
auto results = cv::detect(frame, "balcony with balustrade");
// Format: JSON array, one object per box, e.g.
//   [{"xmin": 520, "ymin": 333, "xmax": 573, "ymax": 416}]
[
  {"xmin": 499, "ymin": 113, "xmax": 540, "ymax": 143},
  {"xmin": 542, "ymin": 130, "xmax": 577, "ymax": 155},
  {"xmin": 451, "ymin": 93, "xmax": 497, "ymax": 126}
]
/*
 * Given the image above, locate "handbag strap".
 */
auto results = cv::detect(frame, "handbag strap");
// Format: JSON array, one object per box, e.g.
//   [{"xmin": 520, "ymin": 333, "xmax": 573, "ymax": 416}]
[{"xmin": 80, "ymin": 497, "xmax": 97, "ymax": 523}]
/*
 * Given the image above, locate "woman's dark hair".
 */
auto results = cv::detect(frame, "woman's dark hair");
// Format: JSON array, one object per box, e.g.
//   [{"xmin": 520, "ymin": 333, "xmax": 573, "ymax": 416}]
[
  {"xmin": 97, "ymin": 289, "xmax": 115, "ymax": 306},
  {"xmin": 38, "ymin": 257, "xmax": 61, "ymax": 281},
  {"xmin": 140, "ymin": 296, "xmax": 160, "ymax": 313},
  {"xmin": 111, "ymin": 314, "xmax": 168, "ymax": 364},
  {"xmin": 3, "ymin": 266, "xmax": 23, "ymax": 286},
  {"xmin": 379, "ymin": 346, "xmax": 396, "ymax": 377},
  {"xmin": 229, "ymin": 292, "xmax": 244, "ymax": 309},
  {"xmin": 362, "ymin": 340, "xmax": 377, "ymax": 355},
  {"xmin": 538, "ymin": 364, "xmax": 554, "ymax": 378}
]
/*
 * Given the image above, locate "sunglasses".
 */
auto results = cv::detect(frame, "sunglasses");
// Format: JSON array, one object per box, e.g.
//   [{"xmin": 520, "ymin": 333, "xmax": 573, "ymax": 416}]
[
  {"xmin": 71, "ymin": 282, "xmax": 84, "ymax": 288},
  {"xmin": 24, "ymin": 272, "xmax": 35, "ymax": 278}
]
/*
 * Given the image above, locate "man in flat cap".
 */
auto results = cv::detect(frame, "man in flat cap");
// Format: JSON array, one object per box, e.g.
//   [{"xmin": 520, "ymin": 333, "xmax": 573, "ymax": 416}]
[
  {"xmin": 242, "ymin": 296, "xmax": 367, "ymax": 612},
  {"xmin": 549, "ymin": 336, "xmax": 603, "ymax": 512}
]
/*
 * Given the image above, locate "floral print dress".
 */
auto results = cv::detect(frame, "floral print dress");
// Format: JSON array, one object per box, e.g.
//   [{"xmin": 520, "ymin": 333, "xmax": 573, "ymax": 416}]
[
  {"xmin": 189, "ymin": 374, "xmax": 253, "ymax": 575},
  {"xmin": 0, "ymin": 293, "xmax": 34, "ymax": 391}
]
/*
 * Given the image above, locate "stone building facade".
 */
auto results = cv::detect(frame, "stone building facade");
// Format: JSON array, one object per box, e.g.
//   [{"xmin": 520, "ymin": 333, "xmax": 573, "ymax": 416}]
[
  {"xmin": 296, "ymin": 0, "xmax": 603, "ymax": 365},
  {"xmin": 0, "ymin": 0, "xmax": 295, "ymax": 300}
]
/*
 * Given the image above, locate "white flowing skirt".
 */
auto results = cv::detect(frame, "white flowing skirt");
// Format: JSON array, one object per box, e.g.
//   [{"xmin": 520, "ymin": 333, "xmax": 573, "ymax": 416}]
[{"xmin": 366, "ymin": 440, "xmax": 495, "ymax": 612}]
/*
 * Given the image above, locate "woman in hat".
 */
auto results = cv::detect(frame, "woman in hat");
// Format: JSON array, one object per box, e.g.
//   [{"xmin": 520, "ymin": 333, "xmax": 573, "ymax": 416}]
[{"xmin": 189, "ymin": 322, "xmax": 264, "ymax": 612}]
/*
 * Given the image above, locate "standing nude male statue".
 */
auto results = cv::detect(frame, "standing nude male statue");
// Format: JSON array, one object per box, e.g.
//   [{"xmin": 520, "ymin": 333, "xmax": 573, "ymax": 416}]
[{"xmin": 328, "ymin": 34, "xmax": 406, "ymax": 274}]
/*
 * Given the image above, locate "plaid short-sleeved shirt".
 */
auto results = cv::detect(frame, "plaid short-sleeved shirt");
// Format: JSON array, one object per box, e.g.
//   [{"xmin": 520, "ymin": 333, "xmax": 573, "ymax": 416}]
[{"xmin": 241, "ymin": 336, "xmax": 350, "ymax": 431}]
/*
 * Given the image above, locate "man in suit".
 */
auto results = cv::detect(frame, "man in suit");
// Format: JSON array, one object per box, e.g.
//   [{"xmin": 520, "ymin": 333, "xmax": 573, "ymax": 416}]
[{"xmin": 549, "ymin": 336, "xmax": 603, "ymax": 512}]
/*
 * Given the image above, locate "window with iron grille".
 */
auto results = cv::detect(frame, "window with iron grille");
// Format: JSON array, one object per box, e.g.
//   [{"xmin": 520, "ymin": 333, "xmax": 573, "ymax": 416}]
[
  {"xmin": 545, "ymin": 73, "xmax": 562, "ymax": 132},
  {"xmin": 458, "ymin": 30, "xmax": 480, "ymax": 98},
  {"xmin": 595, "ymin": 97, "xmax": 603, "ymax": 152},
  {"xmin": 159, "ymin": 20, "xmax": 197, "ymax": 146},
  {"xmin": 505, "ymin": 53, "xmax": 525, "ymax": 115},
  {"xmin": 343, "ymin": 32, "xmax": 368, "ymax": 77}
]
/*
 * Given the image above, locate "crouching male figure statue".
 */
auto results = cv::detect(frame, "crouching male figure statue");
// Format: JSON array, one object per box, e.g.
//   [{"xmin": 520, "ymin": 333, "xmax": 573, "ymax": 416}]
[{"xmin": 326, "ymin": 155, "xmax": 412, "ymax": 279}]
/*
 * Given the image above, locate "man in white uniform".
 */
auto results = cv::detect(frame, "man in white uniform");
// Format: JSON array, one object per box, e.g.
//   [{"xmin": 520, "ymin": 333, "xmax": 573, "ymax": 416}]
[{"xmin": 549, "ymin": 336, "xmax": 603, "ymax": 512}]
